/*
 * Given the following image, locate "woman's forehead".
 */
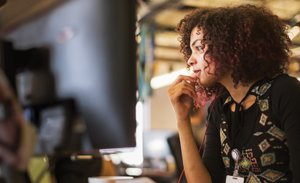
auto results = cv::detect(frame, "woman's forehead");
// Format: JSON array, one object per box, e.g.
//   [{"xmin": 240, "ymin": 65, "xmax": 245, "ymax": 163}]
[{"xmin": 190, "ymin": 27, "xmax": 203, "ymax": 41}]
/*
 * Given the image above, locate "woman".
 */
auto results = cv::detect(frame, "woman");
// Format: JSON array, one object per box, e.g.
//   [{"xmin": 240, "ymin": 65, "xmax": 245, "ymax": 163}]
[{"xmin": 167, "ymin": 5, "xmax": 300, "ymax": 183}]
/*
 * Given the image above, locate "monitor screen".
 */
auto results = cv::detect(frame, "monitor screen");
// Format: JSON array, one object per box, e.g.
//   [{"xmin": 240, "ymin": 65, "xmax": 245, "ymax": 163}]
[{"xmin": 0, "ymin": 0, "xmax": 137, "ymax": 155}]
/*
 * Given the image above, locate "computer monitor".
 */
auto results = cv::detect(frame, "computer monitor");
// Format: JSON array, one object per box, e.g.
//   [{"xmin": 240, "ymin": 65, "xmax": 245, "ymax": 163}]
[{"xmin": 0, "ymin": 0, "xmax": 137, "ymax": 155}]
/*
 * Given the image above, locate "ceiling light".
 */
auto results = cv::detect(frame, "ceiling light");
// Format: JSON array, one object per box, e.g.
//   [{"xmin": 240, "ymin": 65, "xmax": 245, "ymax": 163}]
[
  {"xmin": 288, "ymin": 26, "xmax": 300, "ymax": 40},
  {"xmin": 150, "ymin": 68, "xmax": 192, "ymax": 89}
]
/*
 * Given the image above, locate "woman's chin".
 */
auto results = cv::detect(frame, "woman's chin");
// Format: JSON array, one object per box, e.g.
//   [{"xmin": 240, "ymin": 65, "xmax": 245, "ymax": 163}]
[
  {"xmin": 198, "ymin": 74, "xmax": 219, "ymax": 87},
  {"xmin": 199, "ymin": 79, "xmax": 217, "ymax": 87}
]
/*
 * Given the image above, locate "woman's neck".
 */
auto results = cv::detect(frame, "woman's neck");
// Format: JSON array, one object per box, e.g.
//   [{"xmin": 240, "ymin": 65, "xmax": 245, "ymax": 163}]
[
  {"xmin": 226, "ymin": 83, "xmax": 254, "ymax": 103},
  {"xmin": 219, "ymin": 73, "xmax": 261, "ymax": 104}
]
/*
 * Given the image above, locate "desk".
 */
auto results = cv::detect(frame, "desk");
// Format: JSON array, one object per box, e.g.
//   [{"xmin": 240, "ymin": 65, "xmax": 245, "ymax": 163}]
[{"xmin": 119, "ymin": 168, "xmax": 176, "ymax": 183}]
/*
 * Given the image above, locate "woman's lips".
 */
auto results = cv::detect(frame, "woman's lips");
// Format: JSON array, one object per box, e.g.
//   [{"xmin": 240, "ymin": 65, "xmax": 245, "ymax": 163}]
[{"xmin": 192, "ymin": 70, "xmax": 201, "ymax": 77}]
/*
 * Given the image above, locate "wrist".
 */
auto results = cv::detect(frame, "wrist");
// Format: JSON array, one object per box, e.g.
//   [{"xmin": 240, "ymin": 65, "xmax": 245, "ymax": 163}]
[{"xmin": 176, "ymin": 118, "xmax": 192, "ymax": 132}]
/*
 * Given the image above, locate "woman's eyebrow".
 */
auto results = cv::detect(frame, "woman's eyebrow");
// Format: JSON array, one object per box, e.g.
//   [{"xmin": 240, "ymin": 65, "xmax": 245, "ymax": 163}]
[{"xmin": 191, "ymin": 39, "xmax": 202, "ymax": 47}]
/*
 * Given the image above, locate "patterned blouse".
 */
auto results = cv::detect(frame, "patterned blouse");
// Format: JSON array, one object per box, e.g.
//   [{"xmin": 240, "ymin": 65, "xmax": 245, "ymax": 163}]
[{"xmin": 202, "ymin": 74, "xmax": 300, "ymax": 183}]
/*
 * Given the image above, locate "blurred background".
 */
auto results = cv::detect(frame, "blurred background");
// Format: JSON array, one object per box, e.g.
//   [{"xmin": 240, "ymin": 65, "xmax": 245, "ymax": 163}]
[
  {"xmin": 2, "ymin": 0, "xmax": 300, "ymax": 183},
  {"xmin": 102, "ymin": 0, "xmax": 300, "ymax": 183}
]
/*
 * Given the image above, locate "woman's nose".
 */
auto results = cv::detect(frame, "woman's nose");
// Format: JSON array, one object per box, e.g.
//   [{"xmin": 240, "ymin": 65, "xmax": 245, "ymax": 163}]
[{"xmin": 187, "ymin": 54, "xmax": 197, "ymax": 66}]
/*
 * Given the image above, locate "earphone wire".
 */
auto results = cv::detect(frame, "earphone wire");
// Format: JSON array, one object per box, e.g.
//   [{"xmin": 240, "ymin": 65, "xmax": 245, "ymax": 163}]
[{"xmin": 178, "ymin": 84, "xmax": 219, "ymax": 183}]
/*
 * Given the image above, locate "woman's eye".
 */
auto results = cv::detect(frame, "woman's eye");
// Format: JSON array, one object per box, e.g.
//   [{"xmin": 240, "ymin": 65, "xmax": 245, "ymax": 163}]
[{"xmin": 196, "ymin": 46, "xmax": 205, "ymax": 51}]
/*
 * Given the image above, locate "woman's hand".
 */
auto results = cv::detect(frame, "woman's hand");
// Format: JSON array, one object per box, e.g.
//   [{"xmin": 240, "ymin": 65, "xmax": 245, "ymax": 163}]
[
  {"xmin": 167, "ymin": 75, "xmax": 197, "ymax": 123},
  {"xmin": 168, "ymin": 75, "xmax": 213, "ymax": 183}
]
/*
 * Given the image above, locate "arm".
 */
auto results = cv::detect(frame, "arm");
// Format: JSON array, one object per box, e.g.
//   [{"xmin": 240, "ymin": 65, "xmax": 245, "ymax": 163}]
[
  {"xmin": 177, "ymin": 119, "xmax": 212, "ymax": 183},
  {"xmin": 167, "ymin": 75, "xmax": 212, "ymax": 183},
  {"xmin": 272, "ymin": 75, "xmax": 300, "ymax": 182}
]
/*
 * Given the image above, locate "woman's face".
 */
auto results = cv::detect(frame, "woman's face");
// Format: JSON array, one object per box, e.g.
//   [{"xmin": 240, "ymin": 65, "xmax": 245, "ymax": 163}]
[{"xmin": 188, "ymin": 26, "xmax": 218, "ymax": 87}]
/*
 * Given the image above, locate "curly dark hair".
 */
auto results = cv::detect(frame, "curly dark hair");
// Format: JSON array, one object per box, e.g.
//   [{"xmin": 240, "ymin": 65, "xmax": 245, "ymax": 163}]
[{"xmin": 176, "ymin": 4, "xmax": 292, "ymax": 105}]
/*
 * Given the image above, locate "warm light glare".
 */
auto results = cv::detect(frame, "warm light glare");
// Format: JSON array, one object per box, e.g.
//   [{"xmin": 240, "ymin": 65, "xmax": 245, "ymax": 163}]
[
  {"xmin": 136, "ymin": 101, "xmax": 143, "ymax": 124},
  {"xmin": 117, "ymin": 101, "xmax": 144, "ymax": 166},
  {"xmin": 136, "ymin": 35, "xmax": 141, "ymax": 44},
  {"xmin": 288, "ymin": 26, "xmax": 300, "ymax": 40},
  {"xmin": 147, "ymin": 139, "xmax": 165, "ymax": 153},
  {"xmin": 291, "ymin": 47, "xmax": 300, "ymax": 57},
  {"xmin": 150, "ymin": 68, "xmax": 193, "ymax": 89},
  {"xmin": 76, "ymin": 155, "xmax": 92, "ymax": 159},
  {"xmin": 125, "ymin": 168, "xmax": 143, "ymax": 176},
  {"xmin": 294, "ymin": 14, "xmax": 300, "ymax": 23},
  {"xmin": 110, "ymin": 154, "xmax": 121, "ymax": 165}
]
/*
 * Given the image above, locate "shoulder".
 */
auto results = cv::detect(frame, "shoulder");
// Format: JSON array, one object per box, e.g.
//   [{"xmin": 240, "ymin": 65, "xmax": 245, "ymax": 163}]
[
  {"xmin": 272, "ymin": 74, "xmax": 300, "ymax": 93},
  {"xmin": 270, "ymin": 74, "xmax": 300, "ymax": 125},
  {"xmin": 270, "ymin": 74, "xmax": 300, "ymax": 107}
]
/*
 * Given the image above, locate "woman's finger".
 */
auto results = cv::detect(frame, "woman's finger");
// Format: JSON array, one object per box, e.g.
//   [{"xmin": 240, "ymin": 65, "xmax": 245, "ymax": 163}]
[
  {"xmin": 169, "ymin": 85, "xmax": 197, "ymax": 101},
  {"xmin": 171, "ymin": 75, "xmax": 197, "ymax": 86},
  {"xmin": 169, "ymin": 81, "xmax": 196, "ymax": 97}
]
